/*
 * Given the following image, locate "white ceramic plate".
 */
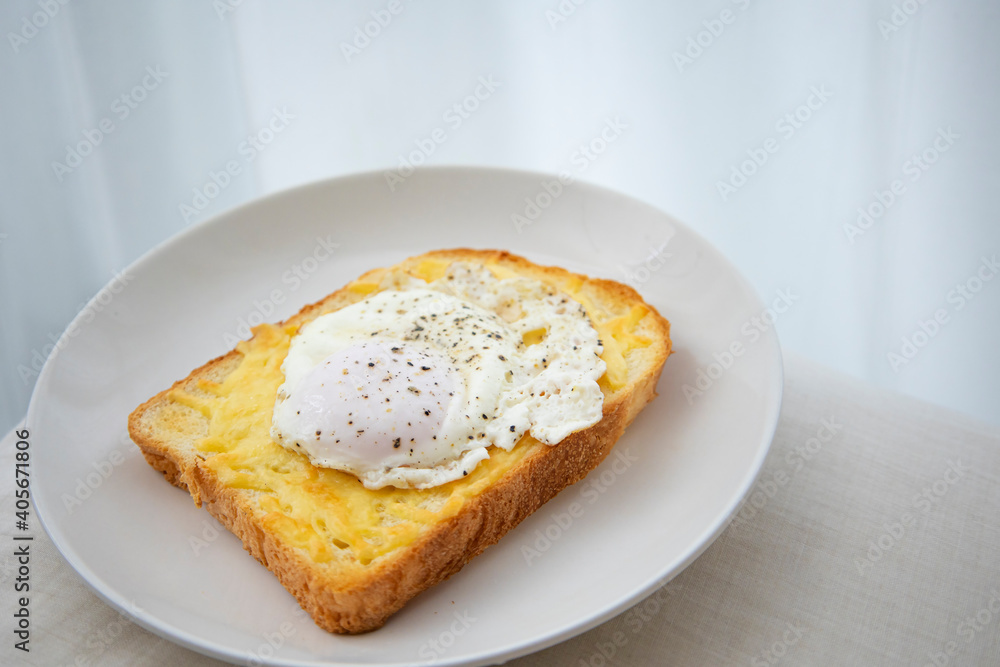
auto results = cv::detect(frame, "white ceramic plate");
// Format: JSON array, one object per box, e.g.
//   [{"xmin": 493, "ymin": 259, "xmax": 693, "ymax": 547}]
[{"xmin": 29, "ymin": 167, "xmax": 782, "ymax": 666}]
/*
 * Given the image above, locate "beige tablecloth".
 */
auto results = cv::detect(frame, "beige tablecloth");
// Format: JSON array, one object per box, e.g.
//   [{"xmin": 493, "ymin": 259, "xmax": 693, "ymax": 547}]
[{"xmin": 3, "ymin": 352, "xmax": 999, "ymax": 666}]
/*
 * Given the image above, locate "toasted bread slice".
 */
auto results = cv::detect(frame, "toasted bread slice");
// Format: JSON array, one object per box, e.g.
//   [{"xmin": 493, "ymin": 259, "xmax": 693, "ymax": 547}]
[{"xmin": 128, "ymin": 249, "xmax": 671, "ymax": 633}]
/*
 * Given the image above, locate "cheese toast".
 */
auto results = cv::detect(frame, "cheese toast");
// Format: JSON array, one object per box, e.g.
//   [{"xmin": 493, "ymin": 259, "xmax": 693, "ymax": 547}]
[{"xmin": 127, "ymin": 248, "xmax": 671, "ymax": 633}]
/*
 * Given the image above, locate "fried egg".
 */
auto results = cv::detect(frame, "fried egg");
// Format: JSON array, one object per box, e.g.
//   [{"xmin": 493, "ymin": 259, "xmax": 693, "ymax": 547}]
[{"xmin": 270, "ymin": 262, "xmax": 605, "ymax": 489}]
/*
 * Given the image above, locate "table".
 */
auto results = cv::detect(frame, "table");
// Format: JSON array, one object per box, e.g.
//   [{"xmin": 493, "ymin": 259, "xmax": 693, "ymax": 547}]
[{"xmin": 3, "ymin": 352, "xmax": 998, "ymax": 666}]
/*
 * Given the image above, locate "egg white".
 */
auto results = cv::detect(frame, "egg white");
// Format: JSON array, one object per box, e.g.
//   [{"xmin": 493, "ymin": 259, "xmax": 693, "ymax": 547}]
[{"xmin": 270, "ymin": 262, "xmax": 606, "ymax": 489}]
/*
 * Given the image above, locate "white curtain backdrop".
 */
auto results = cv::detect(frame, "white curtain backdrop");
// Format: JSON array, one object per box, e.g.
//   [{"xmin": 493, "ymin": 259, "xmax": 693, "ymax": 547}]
[{"xmin": 1, "ymin": 0, "xmax": 998, "ymax": 432}]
